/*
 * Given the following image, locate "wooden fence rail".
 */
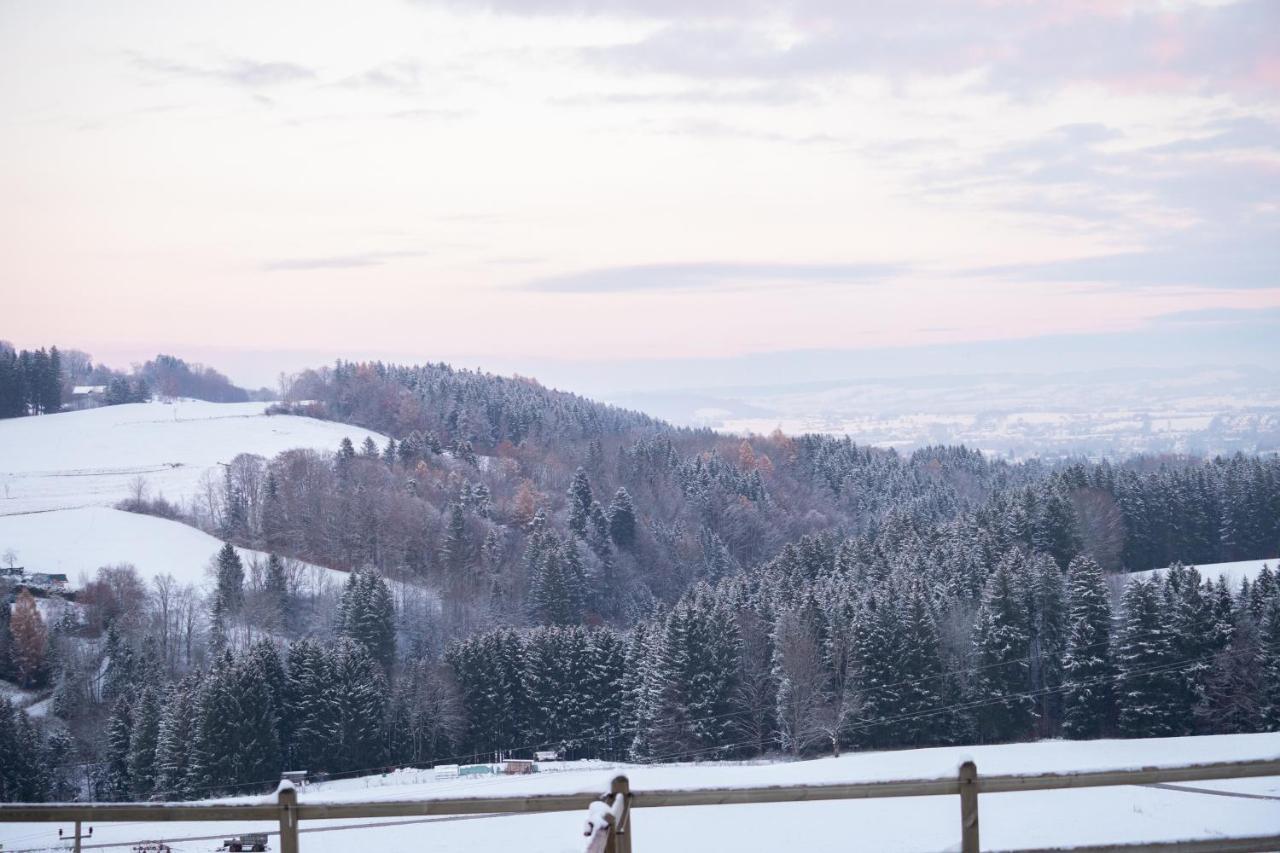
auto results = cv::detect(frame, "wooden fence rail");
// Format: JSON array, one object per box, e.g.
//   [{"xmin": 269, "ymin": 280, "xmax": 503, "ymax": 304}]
[{"xmin": 1, "ymin": 758, "xmax": 1277, "ymax": 852}]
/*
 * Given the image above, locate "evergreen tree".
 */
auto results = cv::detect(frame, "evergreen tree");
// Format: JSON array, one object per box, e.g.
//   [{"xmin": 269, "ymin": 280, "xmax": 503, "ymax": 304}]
[
  {"xmin": 1259, "ymin": 591, "xmax": 1280, "ymax": 730},
  {"xmin": 1061, "ymin": 556, "xmax": 1115, "ymax": 738},
  {"xmin": 0, "ymin": 698, "xmax": 18, "ymax": 799},
  {"xmin": 247, "ymin": 640, "xmax": 288, "ymax": 760},
  {"xmin": 1117, "ymin": 578, "xmax": 1181, "ymax": 738},
  {"xmin": 586, "ymin": 628, "xmax": 627, "ymax": 759},
  {"xmin": 208, "ymin": 595, "xmax": 229, "ymax": 655},
  {"xmin": 530, "ymin": 539, "xmax": 586, "ymax": 626},
  {"xmin": 264, "ymin": 554, "xmax": 290, "ymax": 633},
  {"xmin": 1250, "ymin": 565, "xmax": 1277, "ymax": 621},
  {"xmin": 971, "ymin": 554, "xmax": 1034, "ymax": 742},
  {"xmin": 524, "ymin": 626, "xmax": 593, "ymax": 755},
  {"xmin": 154, "ymin": 675, "xmax": 200, "ymax": 798},
  {"xmin": 640, "ymin": 586, "xmax": 741, "ymax": 759},
  {"xmin": 221, "ymin": 467, "xmax": 248, "ymax": 540},
  {"xmin": 1210, "ymin": 577, "xmax": 1237, "ymax": 651},
  {"xmin": 338, "ymin": 437, "xmax": 356, "ymax": 464},
  {"xmin": 232, "ymin": 648, "xmax": 283, "ymax": 787},
  {"xmin": 567, "ymin": 468, "xmax": 593, "ymax": 539},
  {"xmin": 213, "ymin": 543, "xmax": 245, "ymax": 618},
  {"xmin": 1199, "ymin": 608, "xmax": 1263, "ymax": 734},
  {"xmin": 127, "ymin": 686, "xmax": 161, "ymax": 799},
  {"xmin": 284, "ymin": 640, "xmax": 338, "ymax": 774},
  {"xmin": 608, "ymin": 487, "xmax": 637, "ymax": 549},
  {"xmin": 330, "ymin": 639, "xmax": 388, "ymax": 773},
  {"xmin": 441, "ymin": 500, "xmax": 469, "ymax": 577},
  {"xmin": 849, "ymin": 589, "xmax": 904, "ymax": 748},
  {"xmin": 104, "ymin": 697, "xmax": 133, "ymax": 800},
  {"xmin": 101, "ymin": 625, "xmax": 136, "ymax": 702},
  {"xmin": 338, "ymin": 569, "xmax": 396, "ymax": 671},
  {"xmin": 1, "ymin": 699, "xmax": 51, "ymax": 801},
  {"xmin": 187, "ymin": 652, "xmax": 238, "ymax": 794},
  {"xmin": 44, "ymin": 346, "xmax": 62, "ymax": 413},
  {"xmin": 1028, "ymin": 554, "xmax": 1066, "ymax": 735},
  {"xmin": 586, "ymin": 500, "xmax": 613, "ymax": 560},
  {"xmin": 1164, "ymin": 564, "xmax": 1213, "ymax": 732},
  {"xmin": 898, "ymin": 582, "xmax": 950, "ymax": 746},
  {"xmin": 625, "ymin": 619, "xmax": 662, "ymax": 760}
]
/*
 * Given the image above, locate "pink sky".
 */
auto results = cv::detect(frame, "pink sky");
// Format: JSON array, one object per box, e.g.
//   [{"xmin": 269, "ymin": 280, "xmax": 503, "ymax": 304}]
[{"xmin": 1, "ymin": 0, "xmax": 1276, "ymax": 385}]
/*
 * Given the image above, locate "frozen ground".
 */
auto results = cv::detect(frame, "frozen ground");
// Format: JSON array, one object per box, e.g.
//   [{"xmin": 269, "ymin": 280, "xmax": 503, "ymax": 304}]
[
  {"xmin": 1129, "ymin": 558, "xmax": 1275, "ymax": 587},
  {"xmin": 0, "ymin": 506, "xmax": 345, "ymax": 589},
  {"xmin": 0, "ymin": 400, "xmax": 378, "ymax": 586},
  {"xmin": 0, "ymin": 400, "xmax": 384, "ymax": 516},
  {"xmin": 1, "ymin": 733, "xmax": 1276, "ymax": 852}
]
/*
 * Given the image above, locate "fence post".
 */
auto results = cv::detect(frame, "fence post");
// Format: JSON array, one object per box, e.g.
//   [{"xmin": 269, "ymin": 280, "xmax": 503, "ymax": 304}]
[
  {"xmin": 959, "ymin": 760, "xmax": 979, "ymax": 853},
  {"xmin": 278, "ymin": 782, "xmax": 300, "ymax": 853},
  {"xmin": 609, "ymin": 775, "xmax": 632, "ymax": 853}
]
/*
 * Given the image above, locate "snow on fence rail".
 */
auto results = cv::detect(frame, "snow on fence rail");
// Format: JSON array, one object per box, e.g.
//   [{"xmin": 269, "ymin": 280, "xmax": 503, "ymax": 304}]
[{"xmin": 2, "ymin": 759, "xmax": 1279, "ymax": 853}]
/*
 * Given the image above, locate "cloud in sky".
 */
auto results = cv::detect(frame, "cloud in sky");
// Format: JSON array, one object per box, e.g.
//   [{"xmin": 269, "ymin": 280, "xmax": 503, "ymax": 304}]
[
  {"xmin": 970, "ymin": 238, "xmax": 1279, "ymax": 290},
  {"xmin": 130, "ymin": 53, "xmax": 318, "ymax": 88},
  {"xmin": 498, "ymin": 0, "xmax": 1280, "ymax": 95},
  {"xmin": 1, "ymin": 0, "xmax": 1277, "ymax": 380},
  {"xmin": 333, "ymin": 61, "xmax": 423, "ymax": 94},
  {"xmin": 525, "ymin": 262, "xmax": 902, "ymax": 292},
  {"xmin": 262, "ymin": 251, "xmax": 429, "ymax": 272}
]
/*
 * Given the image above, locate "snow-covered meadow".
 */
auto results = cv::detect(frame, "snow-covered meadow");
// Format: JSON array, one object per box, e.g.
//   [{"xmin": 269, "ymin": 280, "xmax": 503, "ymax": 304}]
[
  {"xmin": 0, "ymin": 400, "xmax": 380, "ymax": 586},
  {"xmin": 0, "ymin": 507, "xmax": 345, "ymax": 589},
  {"xmin": 0, "ymin": 400, "xmax": 383, "ymax": 516},
  {"xmin": 1, "ymin": 733, "xmax": 1276, "ymax": 852},
  {"xmin": 1130, "ymin": 558, "xmax": 1275, "ymax": 588}
]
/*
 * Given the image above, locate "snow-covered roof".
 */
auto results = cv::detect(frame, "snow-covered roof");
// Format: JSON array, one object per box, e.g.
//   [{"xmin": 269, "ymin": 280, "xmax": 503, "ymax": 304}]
[{"xmin": 71, "ymin": 385, "xmax": 106, "ymax": 395}]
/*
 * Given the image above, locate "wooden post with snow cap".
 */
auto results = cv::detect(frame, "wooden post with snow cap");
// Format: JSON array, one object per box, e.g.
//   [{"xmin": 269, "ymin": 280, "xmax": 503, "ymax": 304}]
[
  {"xmin": 584, "ymin": 775, "xmax": 632, "ymax": 853},
  {"xmin": 277, "ymin": 779, "xmax": 300, "ymax": 853},
  {"xmin": 959, "ymin": 760, "xmax": 979, "ymax": 853},
  {"xmin": 608, "ymin": 775, "xmax": 632, "ymax": 853}
]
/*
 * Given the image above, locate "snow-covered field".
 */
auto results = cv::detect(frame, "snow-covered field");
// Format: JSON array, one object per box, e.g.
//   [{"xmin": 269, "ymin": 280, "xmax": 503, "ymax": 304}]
[
  {"xmin": 0, "ymin": 506, "xmax": 344, "ymax": 589},
  {"xmin": 1, "ymin": 734, "xmax": 1276, "ymax": 852},
  {"xmin": 0, "ymin": 400, "xmax": 379, "ymax": 586},
  {"xmin": 1129, "ymin": 558, "xmax": 1275, "ymax": 587},
  {"xmin": 0, "ymin": 400, "xmax": 383, "ymax": 516}
]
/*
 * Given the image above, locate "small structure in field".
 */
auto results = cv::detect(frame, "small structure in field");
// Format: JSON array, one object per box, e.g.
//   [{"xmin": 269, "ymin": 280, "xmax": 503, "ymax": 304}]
[
  {"xmin": 280, "ymin": 770, "xmax": 308, "ymax": 788},
  {"xmin": 434, "ymin": 764, "xmax": 460, "ymax": 780},
  {"xmin": 503, "ymin": 759, "xmax": 536, "ymax": 775},
  {"xmin": 459, "ymin": 764, "xmax": 495, "ymax": 777},
  {"xmin": 26, "ymin": 572, "xmax": 68, "ymax": 591},
  {"xmin": 68, "ymin": 385, "xmax": 107, "ymax": 410}
]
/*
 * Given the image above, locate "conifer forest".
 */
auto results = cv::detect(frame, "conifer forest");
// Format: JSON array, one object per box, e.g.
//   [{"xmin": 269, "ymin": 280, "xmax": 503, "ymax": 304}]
[{"xmin": 2, "ymin": 357, "xmax": 1278, "ymax": 802}]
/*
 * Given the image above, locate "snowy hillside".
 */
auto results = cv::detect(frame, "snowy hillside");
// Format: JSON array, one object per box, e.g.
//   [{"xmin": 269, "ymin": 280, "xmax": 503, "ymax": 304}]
[
  {"xmin": 1129, "ymin": 558, "xmax": 1275, "ymax": 587},
  {"xmin": 1, "ymin": 733, "xmax": 1275, "ymax": 852},
  {"xmin": 0, "ymin": 506, "xmax": 344, "ymax": 588},
  {"xmin": 0, "ymin": 400, "xmax": 385, "ymax": 515},
  {"xmin": 0, "ymin": 400, "xmax": 381, "ymax": 586}
]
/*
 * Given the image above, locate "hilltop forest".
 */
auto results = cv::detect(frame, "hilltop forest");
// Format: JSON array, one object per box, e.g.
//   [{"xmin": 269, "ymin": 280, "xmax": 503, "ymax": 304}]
[{"xmin": 2, "ymin": 357, "xmax": 1279, "ymax": 801}]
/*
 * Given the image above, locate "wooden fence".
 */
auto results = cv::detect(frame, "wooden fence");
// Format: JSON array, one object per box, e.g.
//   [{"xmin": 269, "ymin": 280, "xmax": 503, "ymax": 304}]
[{"xmin": 2, "ymin": 757, "xmax": 1277, "ymax": 852}]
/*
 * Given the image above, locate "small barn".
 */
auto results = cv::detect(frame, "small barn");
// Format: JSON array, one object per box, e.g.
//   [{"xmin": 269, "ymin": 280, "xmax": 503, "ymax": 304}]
[
  {"xmin": 69, "ymin": 385, "xmax": 107, "ymax": 410},
  {"xmin": 502, "ymin": 759, "xmax": 536, "ymax": 775}
]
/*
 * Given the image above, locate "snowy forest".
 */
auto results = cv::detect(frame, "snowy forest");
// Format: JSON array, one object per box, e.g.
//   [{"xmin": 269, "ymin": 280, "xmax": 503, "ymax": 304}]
[
  {"xmin": 0, "ymin": 341, "xmax": 262, "ymax": 419},
  {"xmin": 2, "ymin": 358, "xmax": 1279, "ymax": 802}
]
